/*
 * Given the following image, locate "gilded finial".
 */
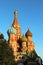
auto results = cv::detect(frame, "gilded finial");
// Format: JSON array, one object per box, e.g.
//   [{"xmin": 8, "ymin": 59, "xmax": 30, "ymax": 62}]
[{"xmin": 14, "ymin": 10, "xmax": 18, "ymax": 18}]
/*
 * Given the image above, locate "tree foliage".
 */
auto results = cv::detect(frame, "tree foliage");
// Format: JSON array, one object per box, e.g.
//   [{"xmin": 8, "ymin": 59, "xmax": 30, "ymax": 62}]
[
  {"xmin": 0, "ymin": 34, "xmax": 15, "ymax": 65},
  {"xmin": 0, "ymin": 33, "xmax": 4, "ymax": 39}
]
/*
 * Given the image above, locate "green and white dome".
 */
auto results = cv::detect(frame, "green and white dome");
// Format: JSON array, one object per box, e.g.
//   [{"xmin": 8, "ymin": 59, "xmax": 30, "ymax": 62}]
[{"xmin": 7, "ymin": 26, "xmax": 17, "ymax": 34}]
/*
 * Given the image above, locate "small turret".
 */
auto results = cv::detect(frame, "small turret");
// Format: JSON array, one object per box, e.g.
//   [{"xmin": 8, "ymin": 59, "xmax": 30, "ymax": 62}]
[
  {"xmin": 21, "ymin": 36, "xmax": 27, "ymax": 54},
  {"xmin": 25, "ymin": 29, "xmax": 32, "ymax": 37}
]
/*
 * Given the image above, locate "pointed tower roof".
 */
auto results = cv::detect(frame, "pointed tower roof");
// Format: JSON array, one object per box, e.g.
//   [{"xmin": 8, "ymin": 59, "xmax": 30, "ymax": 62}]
[
  {"xmin": 12, "ymin": 10, "xmax": 20, "ymax": 27},
  {"xmin": 25, "ymin": 29, "xmax": 32, "ymax": 37}
]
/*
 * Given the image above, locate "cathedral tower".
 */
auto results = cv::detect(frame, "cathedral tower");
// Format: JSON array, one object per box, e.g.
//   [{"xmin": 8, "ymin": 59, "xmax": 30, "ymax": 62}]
[
  {"xmin": 7, "ymin": 11, "xmax": 21, "ymax": 56},
  {"xmin": 12, "ymin": 11, "xmax": 21, "ymax": 40}
]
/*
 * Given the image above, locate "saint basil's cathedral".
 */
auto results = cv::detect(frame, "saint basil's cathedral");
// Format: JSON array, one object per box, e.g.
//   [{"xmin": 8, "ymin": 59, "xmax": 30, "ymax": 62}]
[{"xmin": 7, "ymin": 11, "xmax": 42, "ymax": 65}]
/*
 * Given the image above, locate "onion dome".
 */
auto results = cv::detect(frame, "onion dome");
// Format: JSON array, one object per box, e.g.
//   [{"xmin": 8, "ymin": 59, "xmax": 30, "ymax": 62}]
[
  {"xmin": 7, "ymin": 26, "xmax": 17, "ymax": 34},
  {"xmin": 25, "ymin": 29, "xmax": 32, "ymax": 37},
  {"xmin": 21, "ymin": 36, "xmax": 27, "ymax": 42}
]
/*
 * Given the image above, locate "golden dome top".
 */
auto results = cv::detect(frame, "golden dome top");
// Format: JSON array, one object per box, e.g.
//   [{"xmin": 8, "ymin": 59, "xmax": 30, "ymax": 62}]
[
  {"xmin": 14, "ymin": 10, "xmax": 18, "ymax": 18},
  {"xmin": 21, "ymin": 36, "xmax": 27, "ymax": 42}
]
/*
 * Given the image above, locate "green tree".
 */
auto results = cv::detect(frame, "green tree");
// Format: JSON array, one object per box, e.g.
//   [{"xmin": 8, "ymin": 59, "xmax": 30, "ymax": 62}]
[
  {"xmin": 0, "ymin": 32, "xmax": 4, "ymax": 39},
  {"xmin": 0, "ymin": 34, "xmax": 15, "ymax": 65}
]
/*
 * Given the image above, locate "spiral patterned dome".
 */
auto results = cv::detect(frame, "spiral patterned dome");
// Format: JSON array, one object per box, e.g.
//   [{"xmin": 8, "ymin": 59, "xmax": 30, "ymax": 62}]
[{"xmin": 7, "ymin": 26, "xmax": 17, "ymax": 34}]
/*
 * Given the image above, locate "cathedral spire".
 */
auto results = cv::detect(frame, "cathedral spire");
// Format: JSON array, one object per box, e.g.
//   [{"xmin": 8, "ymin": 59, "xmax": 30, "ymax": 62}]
[{"xmin": 12, "ymin": 10, "xmax": 19, "ymax": 27}]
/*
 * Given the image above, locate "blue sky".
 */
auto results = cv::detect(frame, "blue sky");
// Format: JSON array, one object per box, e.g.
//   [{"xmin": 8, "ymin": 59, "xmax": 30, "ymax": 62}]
[{"xmin": 0, "ymin": 0, "xmax": 43, "ymax": 60}]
